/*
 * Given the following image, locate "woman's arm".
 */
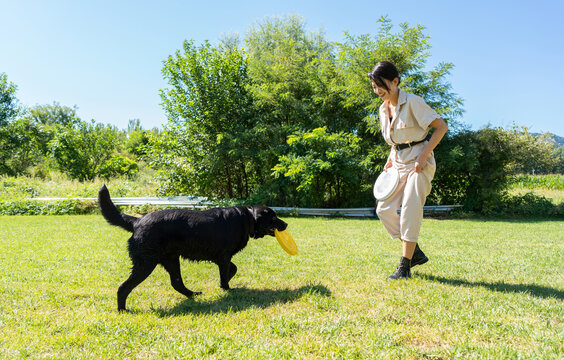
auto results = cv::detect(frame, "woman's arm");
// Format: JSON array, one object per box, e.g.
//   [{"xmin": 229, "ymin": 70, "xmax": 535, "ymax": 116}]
[{"xmin": 413, "ymin": 118, "xmax": 448, "ymax": 173}]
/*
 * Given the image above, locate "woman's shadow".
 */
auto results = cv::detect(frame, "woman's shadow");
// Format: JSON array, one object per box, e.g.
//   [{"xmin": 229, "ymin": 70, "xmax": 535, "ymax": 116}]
[
  {"xmin": 419, "ymin": 274, "xmax": 563, "ymax": 300},
  {"xmin": 155, "ymin": 284, "xmax": 332, "ymax": 317}
]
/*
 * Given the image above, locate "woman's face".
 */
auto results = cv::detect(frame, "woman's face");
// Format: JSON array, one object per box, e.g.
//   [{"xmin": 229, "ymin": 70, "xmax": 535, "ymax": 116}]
[{"xmin": 371, "ymin": 78, "xmax": 398, "ymax": 101}]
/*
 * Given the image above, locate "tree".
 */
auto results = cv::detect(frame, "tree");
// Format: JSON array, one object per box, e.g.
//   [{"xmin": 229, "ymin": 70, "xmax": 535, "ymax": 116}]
[
  {"xmin": 0, "ymin": 74, "xmax": 27, "ymax": 175},
  {"xmin": 26, "ymin": 102, "xmax": 80, "ymax": 127},
  {"xmin": 151, "ymin": 40, "xmax": 258, "ymax": 197},
  {"xmin": 0, "ymin": 73, "xmax": 20, "ymax": 127},
  {"xmin": 504, "ymin": 127, "xmax": 557, "ymax": 175},
  {"xmin": 153, "ymin": 16, "xmax": 464, "ymax": 207},
  {"xmin": 0, "ymin": 118, "xmax": 44, "ymax": 175},
  {"xmin": 49, "ymin": 120, "xmax": 126, "ymax": 180},
  {"xmin": 272, "ymin": 127, "xmax": 367, "ymax": 207},
  {"xmin": 245, "ymin": 15, "xmax": 333, "ymax": 131}
]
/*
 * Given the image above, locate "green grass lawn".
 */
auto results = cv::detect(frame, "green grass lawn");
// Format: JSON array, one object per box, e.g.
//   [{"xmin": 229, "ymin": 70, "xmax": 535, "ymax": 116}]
[{"xmin": 0, "ymin": 215, "xmax": 562, "ymax": 359}]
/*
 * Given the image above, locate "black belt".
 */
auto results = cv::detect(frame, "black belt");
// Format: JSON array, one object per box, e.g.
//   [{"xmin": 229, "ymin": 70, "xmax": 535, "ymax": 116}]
[{"xmin": 394, "ymin": 134, "xmax": 432, "ymax": 151}]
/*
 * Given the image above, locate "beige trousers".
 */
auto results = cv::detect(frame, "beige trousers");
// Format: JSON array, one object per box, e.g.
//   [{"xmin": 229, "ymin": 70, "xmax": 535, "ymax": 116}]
[{"xmin": 376, "ymin": 145, "xmax": 435, "ymax": 243}]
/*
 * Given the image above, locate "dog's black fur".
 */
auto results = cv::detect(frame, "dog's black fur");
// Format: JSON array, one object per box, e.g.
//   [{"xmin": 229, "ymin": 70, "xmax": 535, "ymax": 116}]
[{"xmin": 98, "ymin": 185, "xmax": 287, "ymax": 311}]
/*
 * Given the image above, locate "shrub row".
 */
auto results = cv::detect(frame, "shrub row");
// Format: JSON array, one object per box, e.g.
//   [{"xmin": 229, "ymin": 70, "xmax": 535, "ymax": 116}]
[{"xmin": 0, "ymin": 200, "xmax": 97, "ymax": 216}]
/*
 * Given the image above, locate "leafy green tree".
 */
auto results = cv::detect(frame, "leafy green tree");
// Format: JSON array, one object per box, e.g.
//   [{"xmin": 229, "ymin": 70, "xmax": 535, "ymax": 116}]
[
  {"xmin": 26, "ymin": 102, "xmax": 80, "ymax": 127},
  {"xmin": 266, "ymin": 16, "xmax": 464, "ymax": 206},
  {"xmin": 49, "ymin": 120, "xmax": 122, "ymax": 180},
  {"xmin": 272, "ymin": 127, "xmax": 368, "ymax": 207},
  {"xmin": 0, "ymin": 118, "xmax": 44, "ymax": 175},
  {"xmin": 153, "ymin": 16, "xmax": 464, "ymax": 207},
  {"xmin": 151, "ymin": 40, "xmax": 258, "ymax": 197},
  {"xmin": 553, "ymin": 146, "xmax": 564, "ymax": 174},
  {"xmin": 245, "ymin": 15, "xmax": 332, "ymax": 131},
  {"xmin": 504, "ymin": 127, "xmax": 557, "ymax": 175},
  {"xmin": 0, "ymin": 73, "xmax": 20, "ymax": 127},
  {"xmin": 125, "ymin": 119, "xmax": 153, "ymax": 158},
  {"xmin": 0, "ymin": 74, "xmax": 27, "ymax": 175},
  {"xmin": 333, "ymin": 16, "xmax": 464, "ymax": 137},
  {"xmin": 1, "ymin": 102, "xmax": 90, "ymax": 176}
]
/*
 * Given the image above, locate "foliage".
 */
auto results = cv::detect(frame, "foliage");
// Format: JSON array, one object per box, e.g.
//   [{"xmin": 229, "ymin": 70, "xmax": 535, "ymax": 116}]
[
  {"xmin": 125, "ymin": 119, "xmax": 159, "ymax": 158},
  {"xmin": 154, "ymin": 16, "xmax": 464, "ymax": 207},
  {"xmin": 0, "ymin": 172, "xmax": 158, "ymax": 201},
  {"xmin": 25, "ymin": 101, "xmax": 80, "ymax": 127},
  {"xmin": 428, "ymin": 130, "xmax": 478, "ymax": 205},
  {"xmin": 0, "ymin": 199, "xmax": 96, "ymax": 215},
  {"xmin": 272, "ymin": 127, "xmax": 368, "ymax": 207},
  {"xmin": 97, "ymin": 154, "xmax": 139, "ymax": 179},
  {"xmin": 0, "ymin": 99, "xmax": 143, "ymax": 180},
  {"xmin": 551, "ymin": 146, "xmax": 564, "ymax": 174},
  {"xmin": 503, "ymin": 127, "xmax": 557, "ymax": 174},
  {"xmin": 0, "ymin": 118, "xmax": 43, "ymax": 175},
  {"xmin": 245, "ymin": 15, "xmax": 333, "ymax": 131},
  {"xmin": 151, "ymin": 40, "xmax": 259, "ymax": 198},
  {"xmin": 0, "ymin": 73, "xmax": 21, "ymax": 126},
  {"xmin": 496, "ymin": 192, "xmax": 563, "ymax": 217},
  {"xmin": 49, "ymin": 120, "xmax": 123, "ymax": 180}
]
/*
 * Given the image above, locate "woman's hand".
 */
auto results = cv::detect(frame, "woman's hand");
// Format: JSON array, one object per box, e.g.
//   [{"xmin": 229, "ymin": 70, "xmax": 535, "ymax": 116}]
[
  {"xmin": 413, "ymin": 117, "xmax": 448, "ymax": 174},
  {"xmin": 384, "ymin": 158, "xmax": 393, "ymax": 170},
  {"xmin": 413, "ymin": 152, "xmax": 429, "ymax": 173}
]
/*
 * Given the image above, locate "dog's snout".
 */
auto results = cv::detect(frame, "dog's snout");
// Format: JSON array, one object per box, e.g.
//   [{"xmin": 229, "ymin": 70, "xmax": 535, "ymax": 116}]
[{"xmin": 276, "ymin": 219, "xmax": 288, "ymax": 231}]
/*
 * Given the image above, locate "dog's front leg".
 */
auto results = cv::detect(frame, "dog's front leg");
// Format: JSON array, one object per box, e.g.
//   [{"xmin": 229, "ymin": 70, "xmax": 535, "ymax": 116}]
[{"xmin": 218, "ymin": 260, "xmax": 234, "ymax": 290}]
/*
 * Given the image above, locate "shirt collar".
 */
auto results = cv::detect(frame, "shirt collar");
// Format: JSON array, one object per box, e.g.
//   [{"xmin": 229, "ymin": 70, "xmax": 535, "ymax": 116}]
[
  {"xmin": 397, "ymin": 89, "xmax": 407, "ymax": 107},
  {"xmin": 379, "ymin": 88, "xmax": 407, "ymax": 114}
]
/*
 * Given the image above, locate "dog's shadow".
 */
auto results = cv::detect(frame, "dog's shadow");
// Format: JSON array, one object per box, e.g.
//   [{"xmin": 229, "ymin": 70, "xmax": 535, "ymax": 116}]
[
  {"xmin": 418, "ymin": 274, "xmax": 564, "ymax": 300},
  {"xmin": 154, "ymin": 284, "xmax": 332, "ymax": 317}
]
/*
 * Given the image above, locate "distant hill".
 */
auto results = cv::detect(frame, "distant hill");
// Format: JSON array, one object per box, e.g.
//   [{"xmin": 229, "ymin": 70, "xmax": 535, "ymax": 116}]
[{"xmin": 532, "ymin": 132, "xmax": 564, "ymax": 147}]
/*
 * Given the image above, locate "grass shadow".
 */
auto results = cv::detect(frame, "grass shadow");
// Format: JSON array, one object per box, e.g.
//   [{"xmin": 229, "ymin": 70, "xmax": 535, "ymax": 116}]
[
  {"xmin": 419, "ymin": 274, "xmax": 563, "ymax": 300},
  {"xmin": 154, "ymin": 284, "xmax": 332, "ymax": 317}
]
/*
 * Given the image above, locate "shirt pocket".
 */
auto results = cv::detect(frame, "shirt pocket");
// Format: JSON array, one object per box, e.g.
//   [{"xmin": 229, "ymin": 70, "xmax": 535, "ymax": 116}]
[{"xmin": 395, "ymin": 116, "xmax": 417, "ymax": 129}]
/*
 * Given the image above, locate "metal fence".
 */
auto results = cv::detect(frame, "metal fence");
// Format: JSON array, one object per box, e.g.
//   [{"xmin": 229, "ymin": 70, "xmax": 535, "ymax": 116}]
[{"xmin": 32, "ymin": 197, "xmax": 462, "ymax": 217}]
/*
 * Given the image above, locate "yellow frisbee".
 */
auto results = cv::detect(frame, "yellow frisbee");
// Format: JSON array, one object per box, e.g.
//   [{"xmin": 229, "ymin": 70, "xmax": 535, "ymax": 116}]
[{"xmin": 274, "ymin": 229, "xmax": 298, "ymax": 255}]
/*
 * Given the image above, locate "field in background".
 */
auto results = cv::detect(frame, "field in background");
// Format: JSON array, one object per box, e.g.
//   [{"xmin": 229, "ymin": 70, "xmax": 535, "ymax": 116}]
[
  {"xmin": 0, "ymin": 216, "xmax": 562, "ymax": 359},
  {"xmin": 509, "ymin": 174, "xmax": 564, "ymax": 204},
  {"xmin": 0, "ymin": 169, "xmax": 158, "ymax": 201}
]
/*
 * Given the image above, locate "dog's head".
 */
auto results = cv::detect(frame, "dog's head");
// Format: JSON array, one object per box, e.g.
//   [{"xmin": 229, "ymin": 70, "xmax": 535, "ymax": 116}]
[{"xmin": 249, "ymin": 206, "xmax": 287, "ymax": 238}]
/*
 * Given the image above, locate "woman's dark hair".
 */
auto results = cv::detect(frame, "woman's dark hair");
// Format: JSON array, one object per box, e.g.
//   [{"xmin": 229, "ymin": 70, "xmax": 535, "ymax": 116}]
[{"xmin": 367, "ymin": 61, "xmax": 400, "ymax": 91}]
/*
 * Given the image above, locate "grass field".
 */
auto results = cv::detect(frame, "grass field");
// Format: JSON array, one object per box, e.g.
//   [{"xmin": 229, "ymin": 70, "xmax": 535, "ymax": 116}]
[{"xmin": 0, "ymin": 215, "xmax": 562, "ymax": 359}]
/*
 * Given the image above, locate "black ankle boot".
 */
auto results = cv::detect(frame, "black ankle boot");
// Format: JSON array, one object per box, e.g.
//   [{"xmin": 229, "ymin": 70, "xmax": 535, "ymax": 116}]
[
  {"xmin": 411, "ymin": 243, "xmax": 428, "ymax": 267},
  {"xmin": 388, "ymin": 256, "xmax": 411, "ymax": 280}
]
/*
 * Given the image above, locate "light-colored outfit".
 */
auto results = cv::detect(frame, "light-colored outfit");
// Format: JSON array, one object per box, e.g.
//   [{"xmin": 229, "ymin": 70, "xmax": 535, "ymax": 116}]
[{"xmin": 376, "ymin": 89, "xmax": 439, "ymax": 242}]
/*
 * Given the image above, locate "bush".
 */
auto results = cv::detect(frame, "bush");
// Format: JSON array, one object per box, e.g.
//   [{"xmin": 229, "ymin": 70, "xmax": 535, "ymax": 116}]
[
  {"xmin": 496, "ymin": 192, "xmax": 563, "ymax": 218},
  {"xmin": 0, "ymin": 199, "xmax": 97, "ymax": 215}
]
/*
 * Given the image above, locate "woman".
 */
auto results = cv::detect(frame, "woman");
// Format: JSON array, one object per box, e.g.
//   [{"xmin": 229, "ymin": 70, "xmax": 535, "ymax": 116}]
[{"xmin": 368, "ymin": 61, "xmax": 448, "ymax": 280}]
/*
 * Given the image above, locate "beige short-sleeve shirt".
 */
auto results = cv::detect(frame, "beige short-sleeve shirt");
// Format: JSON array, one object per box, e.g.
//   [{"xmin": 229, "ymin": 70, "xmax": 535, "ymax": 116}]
[{"xmin": 379, "ymin": 89, "xmax": 439, "ymax": 146}]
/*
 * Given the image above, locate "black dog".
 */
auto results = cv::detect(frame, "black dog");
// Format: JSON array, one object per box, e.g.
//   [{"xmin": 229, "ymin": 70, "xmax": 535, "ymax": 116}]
[{"xmin": 98, "ymin": 185, "xmax": 288, "ymax": 311}]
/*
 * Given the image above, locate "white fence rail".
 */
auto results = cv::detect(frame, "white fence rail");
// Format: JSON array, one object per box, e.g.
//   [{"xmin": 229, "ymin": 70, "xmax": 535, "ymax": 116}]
[
  {"xmin": 271, "ymin": 205, "xmax": 463, "ymax": 217},
  {"xmin": 31, "ymin": 197, "xmax": 462, "ymax": 217}
]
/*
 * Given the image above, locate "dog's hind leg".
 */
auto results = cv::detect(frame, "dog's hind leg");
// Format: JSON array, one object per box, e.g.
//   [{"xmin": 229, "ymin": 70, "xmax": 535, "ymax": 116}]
[
  {"xmin": 117, "ymin": 261, "xmax": 157, "ymax": 312},
  {"xmin": 228, "ymin": 262, "xmax": 237, "ymax": 282},
  {"xmin": 161, "ymin": 256, "xmax": 201, "ymax": 298}
]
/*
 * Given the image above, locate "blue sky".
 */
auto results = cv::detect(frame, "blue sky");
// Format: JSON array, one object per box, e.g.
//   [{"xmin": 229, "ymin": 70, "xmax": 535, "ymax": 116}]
[{"xmin": 2, "ymin": 0, "xmax": 563, "ymax": 135}]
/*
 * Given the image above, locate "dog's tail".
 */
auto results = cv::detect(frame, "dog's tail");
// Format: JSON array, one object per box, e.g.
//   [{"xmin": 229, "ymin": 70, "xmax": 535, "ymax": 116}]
[{"xmin": 98, "ymin": 185, "xmax": 139, "ymax": 233}]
